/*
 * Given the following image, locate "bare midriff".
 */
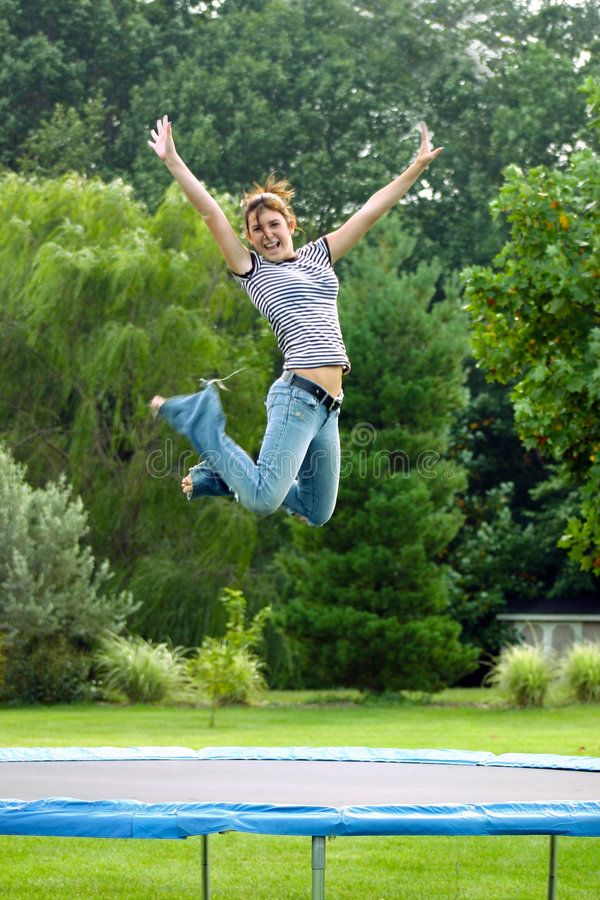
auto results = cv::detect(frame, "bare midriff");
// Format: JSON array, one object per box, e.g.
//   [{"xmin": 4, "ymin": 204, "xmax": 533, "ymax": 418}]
[{"xmin": 290, "ymin": 365, "xmax": 344, "ymax": 398}]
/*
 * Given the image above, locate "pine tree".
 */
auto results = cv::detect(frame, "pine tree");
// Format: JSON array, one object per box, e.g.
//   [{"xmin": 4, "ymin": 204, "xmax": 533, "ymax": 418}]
[{"xmin": 282, "ymin": 217, "xmax": 478, "ymax": 691}]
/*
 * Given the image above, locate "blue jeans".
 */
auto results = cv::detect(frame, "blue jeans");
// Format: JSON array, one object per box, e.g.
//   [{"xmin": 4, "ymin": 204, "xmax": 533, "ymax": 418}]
[{"xmin": 158, "ymin": 375, "xmax": 342, "ymax": 526}]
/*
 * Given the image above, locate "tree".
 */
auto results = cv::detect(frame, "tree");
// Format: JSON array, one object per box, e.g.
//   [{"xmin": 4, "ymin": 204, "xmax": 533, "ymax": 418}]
[
  {"xmin": 0, "ymin": 171, "xmax": 274, "ymax": 646},
  {"xmin": 17, "ymin": 94, "xmax": 108, "ymax": 178},
  {"xmin": 119, "ymin": 0, "xmax": 596, "ymax": 275},
  {"xmin": 449, "ymin": 365, "xmax": 547, "ymax": 509},
  {"xmin": 0, "ymin": 0, "xmax": 196, "ymax": 171},
  {"xmin": 446, "ymin": 365, "xmax": 598, "ymax": 677},
  {"xmin": 3, "ymin": 0, "xmax": 595, "ymax": 277},
  {"xmin": 0, "ymin": 443, "xmax": 136, "ymax": 702},
  {"xmin": 280, "ymin": 216, "xmax": 478, "ymax": 692},
  {"xmin": 447, "ymin": 485, "xmax": 529, "ymax": 669},
  {"xmin": 189, "ymin": 587, "xmax": 271, "ymax": 725},
  {"xmin": 414, "ymin": 0, "xmax": 597, "ymax": 270},
  {"xmin": 463, "ymin": 78, "xmax": 600, "ymax": 572}
]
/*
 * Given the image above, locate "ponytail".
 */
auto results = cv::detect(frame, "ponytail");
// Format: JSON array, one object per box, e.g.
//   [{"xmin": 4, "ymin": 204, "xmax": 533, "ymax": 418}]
[{"xmin": 242, "ymin": 173, "xmax": 297, "ymax": 232}]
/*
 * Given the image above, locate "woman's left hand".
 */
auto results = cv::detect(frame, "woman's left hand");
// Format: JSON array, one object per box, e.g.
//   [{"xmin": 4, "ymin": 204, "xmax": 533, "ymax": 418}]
[{"xmin": 415, "ymin": 122, "xmax": 444, "ymax": 168}]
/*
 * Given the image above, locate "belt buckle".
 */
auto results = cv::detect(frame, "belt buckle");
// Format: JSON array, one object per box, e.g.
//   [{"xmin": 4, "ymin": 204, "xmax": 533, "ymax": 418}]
[{"xmin": 325, "ymin": 394, "xmax": 341, "ymax": 413}]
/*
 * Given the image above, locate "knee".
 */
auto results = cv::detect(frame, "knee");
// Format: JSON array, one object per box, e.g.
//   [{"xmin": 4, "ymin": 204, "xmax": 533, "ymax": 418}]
[
  {"xmin": 287, "ymin": 508, "xmax": 333, "ymax": 527},
  {"xmin": 307, "ymin": 509, "xmax": 333, "ymax": 527},
  {"xmin": 246, "ymin": 494, "xmax": 282, "ymax": 518}
]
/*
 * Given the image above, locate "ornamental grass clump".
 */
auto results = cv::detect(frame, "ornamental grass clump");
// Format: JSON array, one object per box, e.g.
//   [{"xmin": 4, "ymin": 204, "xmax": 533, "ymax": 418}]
[
  {"xmin": 95, "ymin": 633, "xmax": 193, "ymax": 704},
  {"xmin": 560, "ymin": 642, "xmax": 600, "ymax": 703},
  {"xmin": 487, "ymin": 643, "xmax": 554, "ymax": 708}
]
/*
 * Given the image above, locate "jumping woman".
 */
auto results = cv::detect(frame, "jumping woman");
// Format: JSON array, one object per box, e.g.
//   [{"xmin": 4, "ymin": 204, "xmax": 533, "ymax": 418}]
[{"xmin": 148, "ymin": 116, "xmax": 442, "ymax": 526}]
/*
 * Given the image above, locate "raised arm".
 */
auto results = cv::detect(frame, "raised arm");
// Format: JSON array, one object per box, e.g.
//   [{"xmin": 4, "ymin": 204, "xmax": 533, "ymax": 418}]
[
  {"xmin": 148, "ymin": 115, "xmax": 252, "ymax": 275},
  {"xmin": 326, "ymin": 123, "xmax": 443, "ymax": 264}
]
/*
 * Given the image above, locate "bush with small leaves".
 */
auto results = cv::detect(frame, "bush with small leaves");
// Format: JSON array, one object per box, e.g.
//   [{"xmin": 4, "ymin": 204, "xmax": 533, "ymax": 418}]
[
  {"xmin": 487, "ymin": 643, "xmax": 554, "ymax": 708},
  {"xmin": 0, "ymin": 632, "xmax": 6, "ymax": 696},
  {"xmin": 560, "ymin": 642, "xmax": 600, "ymax": 703},
  {"xmin": 189, "ymin": 588, "xmax": 271, "ymax": 725},
  {"xmin": 191, "ymin": 642, "xmax": 267, "ymax": 726},
  {"xmin": 4, "ymin": 636, "xmax": 92, "ymax": 705},
  {"xmin": 95, "ymin": 633, "xmax": 193, "ymax": 704}
]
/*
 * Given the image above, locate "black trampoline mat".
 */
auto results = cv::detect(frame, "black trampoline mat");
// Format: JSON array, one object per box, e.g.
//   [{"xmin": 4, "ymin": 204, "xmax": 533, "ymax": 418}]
[{"xmin": 2, "ymin": 760, "xmax": 599, "ymax": 806}]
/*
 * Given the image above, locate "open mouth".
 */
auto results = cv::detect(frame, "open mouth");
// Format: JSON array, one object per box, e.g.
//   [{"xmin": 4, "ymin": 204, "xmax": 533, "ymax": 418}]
[{"xmin": 264, "ymin": 241, "xmax": 280, "ymax": 252}]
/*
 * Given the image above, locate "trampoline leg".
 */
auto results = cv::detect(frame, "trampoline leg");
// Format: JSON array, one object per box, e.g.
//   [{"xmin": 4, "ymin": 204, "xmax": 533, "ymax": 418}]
[
  {"xmin": 201, "ymin": 834, "xmax": 210, "ymax": 900},
  {"xmin": 547, "ymin": 835, "xmax": 558, "ymax": 900},
  {"xmin": 312, "ymin": 835, "xmax": 326, "ymax": 900}
]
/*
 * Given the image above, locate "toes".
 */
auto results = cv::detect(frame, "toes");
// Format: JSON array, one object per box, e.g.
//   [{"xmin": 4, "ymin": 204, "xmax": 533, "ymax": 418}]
[{"xmin": 148, "ymin": 396, "xmax": 166, "ymax": 419}]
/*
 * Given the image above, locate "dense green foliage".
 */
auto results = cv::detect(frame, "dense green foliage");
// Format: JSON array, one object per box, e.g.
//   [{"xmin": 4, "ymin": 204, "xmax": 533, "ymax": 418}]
[
  {"xmin": 0, "ymin": 172, "xmax": 274, "ymax": 646},
  {"xmin": 280, "ymin": 219, "xmax": 478, "ymax": 691},
  {"xmin": 0, "ymin": 0, "xmax": 195, "ymax": 173},
  {"xmin": 447, "ymin": 474, "xmax": 599, "ymax": 670},
  {"xmin": 464, "ymin": 79, "xmax": 600, "ymax": 572},
  {"xmin": 0, "ymin": 444, "xmax": 135, "ymax": 702},
  {"xmin": 1, "ymin": 0, "xmax": 598, "ymax": 694},
  {"xmin": 3, "ymin": 0, "xmax": 597, "ymax": 269}
]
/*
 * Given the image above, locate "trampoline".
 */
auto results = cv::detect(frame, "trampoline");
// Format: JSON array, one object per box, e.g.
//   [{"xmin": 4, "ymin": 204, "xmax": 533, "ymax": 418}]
[{"xmin": 1, "ymin": 746, "xmax": 600, "ymax": 898}]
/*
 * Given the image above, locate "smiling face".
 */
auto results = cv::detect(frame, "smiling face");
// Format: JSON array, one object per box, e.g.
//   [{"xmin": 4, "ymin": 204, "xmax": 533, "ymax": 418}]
[{"xmin": 246, "ymin": 205, "xmax": 295, "ymax": 262}]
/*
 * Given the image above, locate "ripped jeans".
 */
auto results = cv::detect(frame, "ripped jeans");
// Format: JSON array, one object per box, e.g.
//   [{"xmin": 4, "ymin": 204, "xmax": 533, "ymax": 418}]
[{"xmin": 158, "ymin": 374, "xmax": 342, "ymax": 527}]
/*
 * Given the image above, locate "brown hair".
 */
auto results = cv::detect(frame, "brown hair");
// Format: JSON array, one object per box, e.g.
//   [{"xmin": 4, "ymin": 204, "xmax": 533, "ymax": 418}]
[{"xmin": 242, "ymin": 173, "xmax": 297, "ymax": 234}]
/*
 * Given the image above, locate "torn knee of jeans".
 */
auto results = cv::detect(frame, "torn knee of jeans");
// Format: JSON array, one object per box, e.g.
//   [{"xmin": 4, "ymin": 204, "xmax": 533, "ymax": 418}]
[{"xmin": 286, "ymin": 510, "xmax": 311, "ymax": 525}]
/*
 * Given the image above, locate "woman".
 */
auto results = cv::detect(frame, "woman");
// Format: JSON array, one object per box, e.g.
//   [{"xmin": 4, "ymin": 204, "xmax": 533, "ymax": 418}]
[{"xmin": 148, "ymin": 116, "xmax": 442, "ymax": 525}]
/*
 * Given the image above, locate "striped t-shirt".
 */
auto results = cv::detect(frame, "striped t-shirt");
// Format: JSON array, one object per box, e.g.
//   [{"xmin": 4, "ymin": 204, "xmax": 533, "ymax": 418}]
[{"xmin": 231, "ymin": 237, "xmax": 351, "ymax": 372}]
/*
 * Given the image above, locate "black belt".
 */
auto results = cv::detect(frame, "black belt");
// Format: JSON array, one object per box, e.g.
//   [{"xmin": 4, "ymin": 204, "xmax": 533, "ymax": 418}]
[{"xmin": 285, "ymin": 373, "xmax": 343, "ymax": 412}]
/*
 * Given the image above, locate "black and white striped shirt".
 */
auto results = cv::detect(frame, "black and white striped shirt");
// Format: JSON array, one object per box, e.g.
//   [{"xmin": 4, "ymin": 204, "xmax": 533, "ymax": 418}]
[{"xmin": 231, "ymin": 237, "xmax": 351, "ymax": 372}]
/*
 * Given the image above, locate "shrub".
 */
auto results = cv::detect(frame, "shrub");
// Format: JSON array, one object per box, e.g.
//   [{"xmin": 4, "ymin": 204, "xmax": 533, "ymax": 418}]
[
  {"xmin": 487, "ymin": 642, "xmax": 554, "ymax": 708},
  {"xmin": 189, "ymin": 588, "xmax": 271, "ymax": 725},
  {"xmin": 94, "ymin": 633, "xmax": 193, "ymax": 704},
  {"xmin": 191, "ymin": 642, "xmax": 267, "ymax": 725},
  {"xmin": 560, "ymin": 642, "xmax": 600, "ymax": 703},
  {"xmin": 0, "ymin": 632, "xmax": 6, "ymax": 697},
  {"xmin": 3, "ymin": 637, "xmax": 92, "ymax": 704},
  {"xmin": 0, "ymin": 444, "xmax": 138, "ymax": 702}
]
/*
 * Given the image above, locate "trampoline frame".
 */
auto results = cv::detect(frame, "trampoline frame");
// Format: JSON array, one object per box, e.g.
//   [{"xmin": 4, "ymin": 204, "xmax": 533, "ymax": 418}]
[{"xmin": 1, "ymin": 746, "xmax": 599, "ymax": 899}]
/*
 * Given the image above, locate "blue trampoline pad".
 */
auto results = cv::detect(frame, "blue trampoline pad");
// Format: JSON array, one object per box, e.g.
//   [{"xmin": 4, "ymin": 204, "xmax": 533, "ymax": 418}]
[{"xmin": 1, "ymin": 747, "xmax": 600, "ymax": 839}]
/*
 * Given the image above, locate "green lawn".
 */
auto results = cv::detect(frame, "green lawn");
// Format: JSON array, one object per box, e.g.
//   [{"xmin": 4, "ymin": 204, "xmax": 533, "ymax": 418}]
[{"xmin": 1, "ymin": 691, "xmax": 599, "ymax": 898}]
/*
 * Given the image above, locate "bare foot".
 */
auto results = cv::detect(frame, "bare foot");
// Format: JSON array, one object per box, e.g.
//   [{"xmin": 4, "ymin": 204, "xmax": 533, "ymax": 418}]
[
  {"xmin": 149, "ymin": 395, "xmax": 166, "ymax": 417},
  {"xmin": 181, "ymin": 474, "xmax": 193, "ymax": 496}
]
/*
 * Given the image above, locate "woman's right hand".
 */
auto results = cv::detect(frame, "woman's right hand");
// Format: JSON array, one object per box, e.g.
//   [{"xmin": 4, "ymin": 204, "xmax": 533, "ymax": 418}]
[{"xmin": 148, "ymin": 115, "xmax": 176, "ymax": 161}]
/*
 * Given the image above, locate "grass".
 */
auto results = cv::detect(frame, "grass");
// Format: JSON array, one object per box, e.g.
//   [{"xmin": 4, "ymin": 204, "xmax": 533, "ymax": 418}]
[
  {"xmin": 560, "ymin": 642, "xmax": 600, "ymax": 703},
  {"xmin": 94, "ymin": 633, "xmax": 193, "ymax": 704},
  {"xmin": 487, "ymin": 643, "xmax": 554, "ymax": 707},
  {"xmin": 1, "ymin": 689, "xmax": 599, "ymax": 898}
]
